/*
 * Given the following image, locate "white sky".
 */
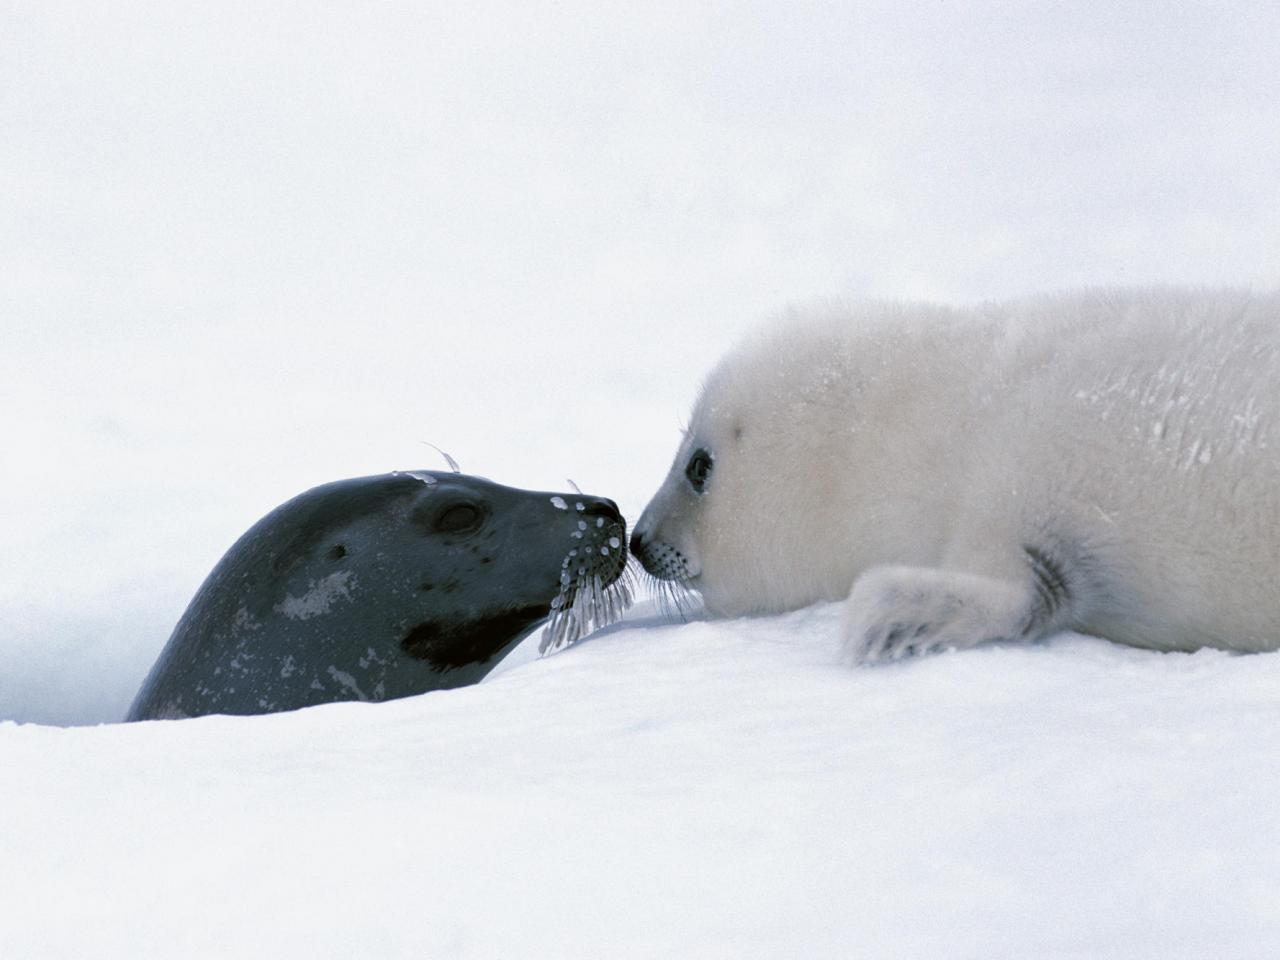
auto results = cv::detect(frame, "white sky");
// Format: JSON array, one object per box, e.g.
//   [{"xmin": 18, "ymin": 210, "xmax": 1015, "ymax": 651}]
[{"xmin": 2, "ymin": 1, "xmax": 1279, "ymax": 723}]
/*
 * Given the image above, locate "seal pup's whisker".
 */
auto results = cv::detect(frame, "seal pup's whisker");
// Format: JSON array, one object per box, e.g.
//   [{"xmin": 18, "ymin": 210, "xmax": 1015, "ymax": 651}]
[{"xmin": 638, "ymin": 567, "xmax": 697, "ymax": 623}]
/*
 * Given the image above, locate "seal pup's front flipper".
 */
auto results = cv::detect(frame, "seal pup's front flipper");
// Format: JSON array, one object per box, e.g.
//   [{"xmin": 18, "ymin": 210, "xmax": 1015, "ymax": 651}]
[{"xmin": 842, "ymin": 549, "xmax": 1076, "ymax": 664}]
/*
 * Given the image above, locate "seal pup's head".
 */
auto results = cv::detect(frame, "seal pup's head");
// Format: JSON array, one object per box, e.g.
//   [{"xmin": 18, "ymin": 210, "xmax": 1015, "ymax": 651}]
[{"xmin": 631, "ymin": 312, "xmax": 870, "ymax": 617}]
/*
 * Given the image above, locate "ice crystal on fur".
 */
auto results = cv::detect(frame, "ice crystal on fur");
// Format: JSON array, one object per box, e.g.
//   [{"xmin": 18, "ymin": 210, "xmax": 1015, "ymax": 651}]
[{"xmin": 393, "ymin": 470, "xmax": 437, "ymax": 486}]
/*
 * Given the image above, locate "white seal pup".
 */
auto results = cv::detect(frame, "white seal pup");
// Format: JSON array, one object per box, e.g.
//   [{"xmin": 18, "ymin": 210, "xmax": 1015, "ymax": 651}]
[{"xmin": 631, "ymin": 287, "xmax": 1280, "ymax": 662}]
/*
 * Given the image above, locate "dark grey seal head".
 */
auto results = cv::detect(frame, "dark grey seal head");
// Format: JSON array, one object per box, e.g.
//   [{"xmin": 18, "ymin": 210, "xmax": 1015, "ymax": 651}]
[{"xmin": 127, "ymin": 471, "xmax": 628, "ymax": 720}]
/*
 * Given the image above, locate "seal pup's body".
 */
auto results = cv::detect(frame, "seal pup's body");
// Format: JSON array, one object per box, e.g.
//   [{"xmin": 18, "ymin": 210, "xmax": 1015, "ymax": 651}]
[{"xmin": 632, "ymin": 288, "xmax": 1280, "ymax": 661}]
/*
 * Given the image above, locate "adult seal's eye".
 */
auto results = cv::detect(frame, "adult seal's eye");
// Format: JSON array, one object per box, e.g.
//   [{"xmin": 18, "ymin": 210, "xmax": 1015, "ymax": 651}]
[
  {"xmin": 685, "ymin": 448, "xmax": 713, "ymax": 492},
  {"xmin": 435, "ymin": 503, "xmax": 482, "ymax": 533}
]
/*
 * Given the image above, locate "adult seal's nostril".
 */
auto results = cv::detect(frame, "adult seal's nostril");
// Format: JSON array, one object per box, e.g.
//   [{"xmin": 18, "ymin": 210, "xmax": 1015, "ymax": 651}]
[{"xmin": 579, "ymin": 497, "xmax": 622, "ymax": 523}]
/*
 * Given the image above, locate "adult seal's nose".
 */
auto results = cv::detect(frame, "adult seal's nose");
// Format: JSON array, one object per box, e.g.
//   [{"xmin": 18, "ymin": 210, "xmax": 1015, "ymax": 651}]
[{"xmin": 579, "ymin": 496, "xmax": 622, "ymax": 524}]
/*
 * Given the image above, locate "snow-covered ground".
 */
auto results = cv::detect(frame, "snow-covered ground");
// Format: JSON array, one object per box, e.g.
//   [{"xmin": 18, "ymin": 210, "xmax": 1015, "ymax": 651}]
[
  {"xmin": 5, "ymin": 606, "xmax": 1280, "ymax": 958},
  {"xmin": 4, "ymin": 2, "xmax": 1280, "ymax": 955}
]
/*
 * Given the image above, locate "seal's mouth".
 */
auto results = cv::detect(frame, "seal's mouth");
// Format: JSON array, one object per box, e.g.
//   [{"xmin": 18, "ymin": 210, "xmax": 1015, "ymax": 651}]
[{"xmin": 540, "ymin": 515, "xmax": 634, "ymax": 653}]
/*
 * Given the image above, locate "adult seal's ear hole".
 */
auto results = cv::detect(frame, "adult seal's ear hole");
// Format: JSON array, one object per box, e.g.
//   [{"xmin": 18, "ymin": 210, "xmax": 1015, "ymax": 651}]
[{"xmin": 126, "ymin": 471, "xmax": 633, "ymax": 720}]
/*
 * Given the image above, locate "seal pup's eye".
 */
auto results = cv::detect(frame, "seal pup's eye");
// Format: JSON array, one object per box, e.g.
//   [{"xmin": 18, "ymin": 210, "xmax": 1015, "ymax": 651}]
[
  {"xmin": 435, "ymin": 502, "xmax": 482, "ymax": 533},
  {"xmin": 685, "ymin": 448, "xmax": 713, "ymax": 493}
]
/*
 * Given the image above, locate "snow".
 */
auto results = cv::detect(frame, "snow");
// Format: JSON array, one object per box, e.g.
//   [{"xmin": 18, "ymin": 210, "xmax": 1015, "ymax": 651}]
[
  {"xmin": 5, "ymin": 605, "xmax": 1280, "ymax": 957},
  {"xmin": 4, "ymin": 1, "xmax": 1280, "ymax": 955}
]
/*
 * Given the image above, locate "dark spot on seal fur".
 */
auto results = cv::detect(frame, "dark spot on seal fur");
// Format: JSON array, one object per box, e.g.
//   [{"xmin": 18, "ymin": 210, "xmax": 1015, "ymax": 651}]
[
  {"xmin": 329, "ymin": 544, "xmax": 347, "ymax": 561},
  {"xmin": 1023, "ymin": 543, "xmax": 1071, "ymax": 633},
  {"xmin": 400, "ymin": 605, "xmax": 549, "ymax": 669}
]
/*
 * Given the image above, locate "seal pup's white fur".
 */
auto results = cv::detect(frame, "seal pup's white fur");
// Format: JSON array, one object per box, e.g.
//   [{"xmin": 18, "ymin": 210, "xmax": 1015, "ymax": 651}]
[{"xmin": 631, "ymin": 288, "xmax": 1280, "ymax": 662}]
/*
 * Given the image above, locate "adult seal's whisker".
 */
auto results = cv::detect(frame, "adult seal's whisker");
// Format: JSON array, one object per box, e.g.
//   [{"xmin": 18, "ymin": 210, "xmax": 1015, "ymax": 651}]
[
  {"xmin": 421, "ymin": 441, "xmax": 461, "ymax": 474},
  {"xmin": 540, "ymin": 529, "xmax": 633, "ymax": 655}
]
